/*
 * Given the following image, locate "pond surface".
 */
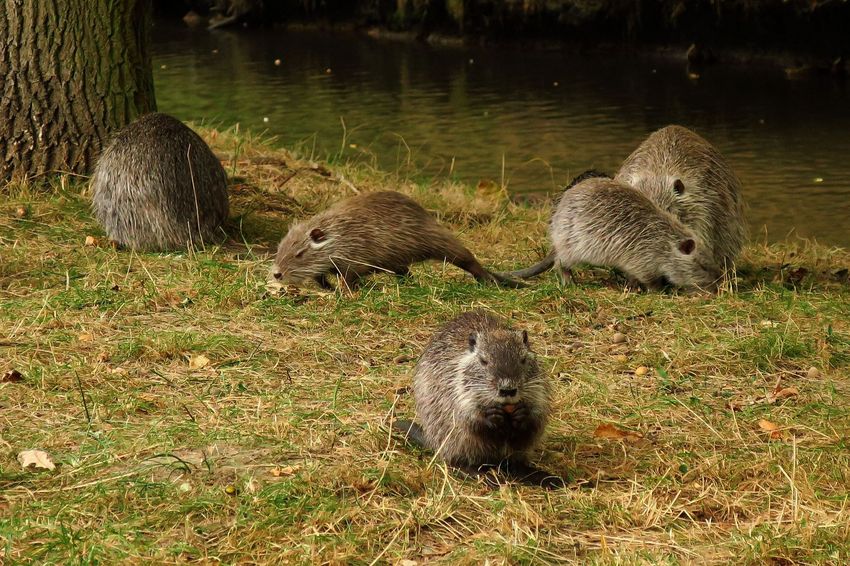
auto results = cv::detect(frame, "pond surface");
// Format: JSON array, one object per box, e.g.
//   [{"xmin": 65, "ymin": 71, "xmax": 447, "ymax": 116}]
[{"xmin": 152, "ymin": 22, "xmax": 850, "ymax": 247}]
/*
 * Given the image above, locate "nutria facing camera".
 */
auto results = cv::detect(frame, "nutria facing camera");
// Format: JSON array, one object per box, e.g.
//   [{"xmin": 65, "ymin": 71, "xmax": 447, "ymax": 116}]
[
  {"xmin": 272, "ymin": 191, "xmax": 523, "ymax": 290},
  {"xmin": 394, "ymin": 310, "xmax": 561, "ymax": 488},
  {"xmin": 91, "ymin": 113, "xmax": 229, "ymax": 251}
]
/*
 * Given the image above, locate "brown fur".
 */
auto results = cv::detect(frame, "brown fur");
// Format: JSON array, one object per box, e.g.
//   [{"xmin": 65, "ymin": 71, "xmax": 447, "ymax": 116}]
[
  {"xmin": 91, "ymin": 113, "xmax": 229, "ymax": 251},
  {"xmin": 272, "ymin": 191, "xmax": 520, "ymax": 289},
  {"xmin": 549, "ymin": 177, "xmax": 722, "ymax": 290},
  {"xmin": 411, "ymin": 310, "xmax": 551, "ymax": 468},
  {"xmin": 616, "ymin": 125, "xmax": 746, "ymax": 268}
]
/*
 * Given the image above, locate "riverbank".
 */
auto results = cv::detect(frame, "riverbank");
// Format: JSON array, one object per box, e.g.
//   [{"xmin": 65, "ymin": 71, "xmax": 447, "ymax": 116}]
[
  {"xmin": 2, "ymin": 127, "xmax": 849, "ymax": 563},
  {"xmin": 164, "ymin": 0, "xmax": 850, "ymax": 71}
]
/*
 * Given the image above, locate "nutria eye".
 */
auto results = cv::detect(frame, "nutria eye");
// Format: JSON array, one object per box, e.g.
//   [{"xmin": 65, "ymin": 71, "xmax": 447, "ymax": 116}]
[
  {"xmin": 479, "ymin": 357, "xmax": 489, "ymax": 366},
  {"xmin": 673, "ymin": 179, "xmax": 685, "ymax": 195},
  {"xmin": 295, "ymin": 250, "xmax": 304, "ymax": 258},
  {"xmin": 520, "ymin": 357, "xmax": 526, "ymax": 365}
]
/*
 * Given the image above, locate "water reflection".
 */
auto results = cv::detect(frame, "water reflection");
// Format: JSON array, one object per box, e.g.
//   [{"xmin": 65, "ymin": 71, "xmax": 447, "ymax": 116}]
[{"xmin": 152, "ymin": 22, "xmax": 850, "ymax": 247}]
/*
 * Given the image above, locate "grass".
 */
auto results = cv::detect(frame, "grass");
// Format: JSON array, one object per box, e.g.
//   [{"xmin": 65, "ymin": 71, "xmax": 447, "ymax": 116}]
[{"xmin": 2, "ymin": 126, "xmax": 850, "ymax": 564}]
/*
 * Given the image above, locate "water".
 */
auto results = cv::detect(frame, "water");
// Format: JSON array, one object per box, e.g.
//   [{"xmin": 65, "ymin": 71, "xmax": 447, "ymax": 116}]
[{"xmin": 152, "ymin": 22, "xmax": 850, "ymax": 247}]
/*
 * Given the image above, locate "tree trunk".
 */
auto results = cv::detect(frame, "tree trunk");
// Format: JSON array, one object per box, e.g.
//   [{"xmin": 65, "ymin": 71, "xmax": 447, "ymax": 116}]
[{"xmin": 0, "ymin": 0, "xmax": 156, "ymax": 182}]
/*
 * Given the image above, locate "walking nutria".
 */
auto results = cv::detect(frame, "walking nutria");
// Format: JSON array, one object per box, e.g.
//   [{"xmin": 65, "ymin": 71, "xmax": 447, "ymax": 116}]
[
  {"xmin": 394, "ymin": 310, "xmax": 561, "ymax": 487},
  {"xmin": 501, "ymin": 169, "xmax": 610, "ymax": 280},
  {"xmin": 615, "ymin": 125, "xmax": 746, "ymax": 268},
  {"xmin": 91, "ymin": 113, "xmax": 229, "ymax": 251},
  {"xmin": 271, "ymin": 191, "xmax": 522, "ymax": 290}
]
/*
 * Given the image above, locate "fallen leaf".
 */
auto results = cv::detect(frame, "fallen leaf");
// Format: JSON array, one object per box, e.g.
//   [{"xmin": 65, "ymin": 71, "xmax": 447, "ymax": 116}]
[
  {"xmin": 15, "ymin": 206, "xmax": 27, "ymax": 218},
  {"xmin": 397, "ymin": 560, "xmax": 418, "ymax": 566},
  {"xmin": 634, "ymin": 366, "xmax": 649, "ymax": 376},
  {"xmin": 84, "ymin": 235, "xmax": 97, "ymax": 246},
  {"xmin": 78, "ymin": 332, "xmax": 93, "ymax": 342},
  {"xmin": 773, "ymin": 386, "xmax": 799, "ymax": 400},
  {"xmin": 807, "ymin": 367, "xmax": 820, "ymax": 379},
  {"xmin": 393, "ymin": 354, "xmax": 412, "ymax": 364},
  {"xmin": 758, "ymin": 419, "xmax": 783, "ymax": 439},
  {"xmin": 612, "ymin": 332, "xmax": 627, "ymax": 344},
  {"xmin": 614, "ymin": 354, "xmax": 628, "ymax": 363},
  {"xmin": 270, "ymin": 465, "xmax": 298, "ymax": 477},
  {"xmin": 188, "ymin": 354, "xmax": 210, "ymax": 370},
  {"xmin": 2, "ymin": 369, "xmax": 23, "ymax": 383},
  {"xmin": 224, "ymin": 484, "xmax": 238, "ymax": 496},
  {"xmin": 593, "ymin": 423, "xmax": 643, "ymax": 443},
  {"xmin": 18, "ymin": 449, "xmax": 56, "ymax": 471}
]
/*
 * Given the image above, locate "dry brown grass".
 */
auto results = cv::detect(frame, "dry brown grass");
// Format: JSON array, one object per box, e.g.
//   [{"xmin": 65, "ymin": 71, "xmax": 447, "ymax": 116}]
[{"xmin": 1, "ymin": 126, "xmax": 849, "ymax": 564}]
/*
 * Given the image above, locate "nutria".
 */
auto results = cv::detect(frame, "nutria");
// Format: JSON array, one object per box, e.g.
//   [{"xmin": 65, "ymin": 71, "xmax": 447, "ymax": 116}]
[
  {"xmin": 501, "ymin": 169, "xmax": 611, "ymax": 280},
  {"xmin": 615, "ymin": 125, "xmax": 746, "ymax": 268},
  {"xmin": 91, "ymin": 113, "xmax": 229, "ymax": 251},
  {"xmin": 552, "ymin": 177, "xmax": 721, "ymax": 290},
  {"xmin": 272, "ymin": 191, "xmax": 522, "ymax": 290},
  {"xmin": 394, "ymin": 310, "xmax": 561, "ymax": 487}
]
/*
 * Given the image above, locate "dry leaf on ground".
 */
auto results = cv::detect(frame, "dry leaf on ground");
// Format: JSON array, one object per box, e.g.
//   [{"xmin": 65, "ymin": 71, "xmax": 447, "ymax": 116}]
[
  {"xmin": 758, "ymin": 419, "xmax": 783, "ymax": 439},
  {"xmin": 2, "ymin": 369, "xmax": 23, "ymax": 383},
  {"xmin": 18, "ymin": 449, "xmax": 56, "ymax": 471},
  {"xmin": 773, "ymin": 386, "xmax": 799, "ymax": 400},
  {"xmin": 270, "ymin": 465, "xmax": 299, "ymax": 477},
  {"xmin": 188, "ymin": 354, "xmax": 211, "ymax": 369},
  {"xmin": 593, "ymin": 423, "xmax": 643, "ymax": 443}
]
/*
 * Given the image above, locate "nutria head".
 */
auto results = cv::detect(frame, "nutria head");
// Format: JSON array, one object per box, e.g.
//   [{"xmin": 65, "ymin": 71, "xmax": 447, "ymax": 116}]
[
  {"xmin": 457, "ymin": 328, "xmax": 543, "ymax": 407},
  {"xmin": 272, "ymin": 221, "xmax": 336, "ymax": 285},
  {"xmin": 664, "ymin": 237, "xmax": 723, "ymax": 290},
  {"xmin": 628, "ymin": 173, "xmax": 693, "ymax": 222}
]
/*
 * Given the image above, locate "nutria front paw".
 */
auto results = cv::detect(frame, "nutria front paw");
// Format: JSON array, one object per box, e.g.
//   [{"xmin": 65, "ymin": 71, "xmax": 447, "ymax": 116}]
[
  {"xmin": 509, "ymin": 404, "xmax": 531, "ymax": 429},
  {"xmin": 479, "ymin": 406, "xmax": 506, "ymax": 430}
]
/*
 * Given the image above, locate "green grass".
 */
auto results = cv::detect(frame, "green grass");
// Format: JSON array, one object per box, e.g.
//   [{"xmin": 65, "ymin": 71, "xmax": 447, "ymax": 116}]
[{"xmin": 1, "ymin": 127, "xmax": 850, "ymax": 564}]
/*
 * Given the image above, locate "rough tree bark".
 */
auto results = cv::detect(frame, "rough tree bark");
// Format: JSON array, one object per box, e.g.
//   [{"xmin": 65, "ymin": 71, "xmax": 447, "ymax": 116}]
[{"xmin": 0, "ymin": 0, "xmax": 156, "ymax": 182}]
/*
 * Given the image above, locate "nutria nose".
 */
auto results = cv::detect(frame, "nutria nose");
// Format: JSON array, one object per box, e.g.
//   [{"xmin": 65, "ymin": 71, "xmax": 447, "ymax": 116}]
[
  {"xmin": 499, "ymin": 388, "xmax": 517, "ymax": 398},
  {"xmin": 273, "ymin": 272, "xmax": 282, "ymax": 279}
]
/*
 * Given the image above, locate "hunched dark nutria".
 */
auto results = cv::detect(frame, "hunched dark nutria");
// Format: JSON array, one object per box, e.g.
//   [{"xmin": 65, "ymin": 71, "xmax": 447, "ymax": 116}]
[
  {"xmin": 550, "ymin": 177, "xmax": 722, "ymax": 290},
  {"xmin": 615, "ymin": 125, "xmax": 746, "ymax": 268},
  {"xmin": 272, "ymin": 191, "xmax": 522, "ymax": 290},
  {"xmin": 394, "ymin": 310, "xmax": 561, "ymax": 487},
  {"xmin": 91, "ymin": 113, "xmax": 229, "ymax": 251},
  {"xmin": 501, "ymin": 169, "xmax": 611, "ymax": 280}
]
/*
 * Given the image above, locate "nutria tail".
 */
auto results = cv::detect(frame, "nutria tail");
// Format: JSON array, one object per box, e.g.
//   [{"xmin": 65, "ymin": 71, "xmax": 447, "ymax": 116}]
[
  {"xmin": 485, "ymin": 269, "xmax": 528, "ymax": 288},
  {"xmin": 392, "ymin": 419, "xmax": 428, "ymax": 448},
  {"xmin": 499, "ymin": 251, "xmax": 556, "ymax": 280},
  {"xmin": 563, "ymin": 169, "xmax": 611, "ymax": 191}
]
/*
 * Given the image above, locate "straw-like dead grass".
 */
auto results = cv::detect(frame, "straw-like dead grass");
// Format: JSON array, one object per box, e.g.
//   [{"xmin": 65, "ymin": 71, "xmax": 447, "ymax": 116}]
[{"xmin": 1, "ymin": 126, "xmax": 849, "ymax": 564}]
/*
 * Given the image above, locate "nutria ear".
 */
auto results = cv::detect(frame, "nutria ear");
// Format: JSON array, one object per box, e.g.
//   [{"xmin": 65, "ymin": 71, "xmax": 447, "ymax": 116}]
[
  {"xmin": 678, "ymin": 239, "xmax": 696, "ymax": 255},
  {"xmin": 673, "ymin": 179, "xmax": 685, "ymax": 195},
  {"xmin": 309, "ymin": 228, "xmax": 326, "ymax": 242},
  {"xmin": 468, "ymin": 333, "xmax": 477, "ymax": 352},
  {"xmin": 521, "ymin": 329, "xmax": 529, "ymax": 347}
]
